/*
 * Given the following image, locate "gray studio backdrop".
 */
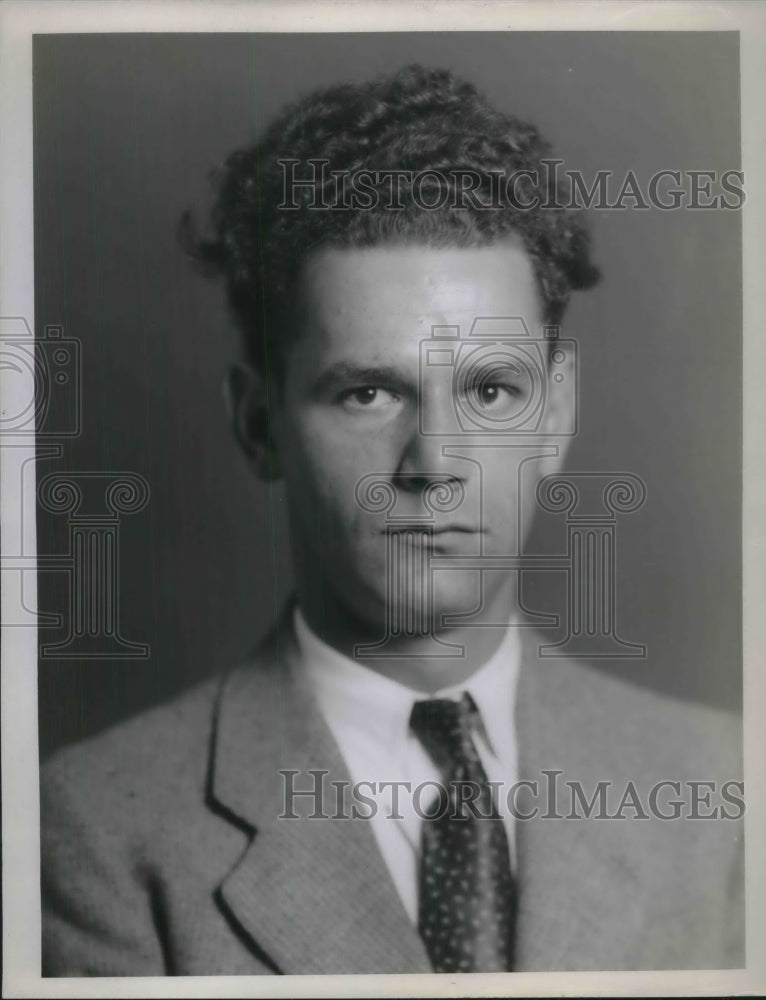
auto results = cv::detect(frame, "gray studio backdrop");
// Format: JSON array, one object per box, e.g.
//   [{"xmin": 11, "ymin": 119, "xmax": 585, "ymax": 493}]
[{"xmin": 34, "ymin": 32, "xmax": 742, "ymax": 759}]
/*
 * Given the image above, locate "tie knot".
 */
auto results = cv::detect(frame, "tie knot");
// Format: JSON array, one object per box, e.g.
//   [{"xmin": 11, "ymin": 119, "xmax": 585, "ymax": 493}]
[{"xmin": 410, "ymin": 692, "xmax": 481, "ymax": 770}]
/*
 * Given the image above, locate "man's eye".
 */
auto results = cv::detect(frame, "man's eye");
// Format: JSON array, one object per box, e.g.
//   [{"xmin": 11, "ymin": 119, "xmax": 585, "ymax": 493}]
[
  {"xmin": 465, "ymin": 381, "xmax": 523, "ymax": 409},
  {"xmin": 340, "ymin": 386, "xmax": 400, "ymax": 410}
]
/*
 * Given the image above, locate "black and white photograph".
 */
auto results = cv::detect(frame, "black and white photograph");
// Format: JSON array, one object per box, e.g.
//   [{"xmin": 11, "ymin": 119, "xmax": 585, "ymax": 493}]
[{"xmin": 2, "ymin": 2, "xmax": 765, "ymax": 997}]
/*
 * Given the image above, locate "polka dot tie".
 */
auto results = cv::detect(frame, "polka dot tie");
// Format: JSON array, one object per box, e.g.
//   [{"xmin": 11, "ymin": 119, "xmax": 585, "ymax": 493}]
[{"xmin": 410, "ymin": 693, "xmax": 515, "ymax": 973}]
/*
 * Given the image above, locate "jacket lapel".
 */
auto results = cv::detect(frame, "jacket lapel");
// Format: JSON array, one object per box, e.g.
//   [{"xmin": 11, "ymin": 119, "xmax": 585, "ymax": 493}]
[{"xmin": 208, "ymin": 610, "xmax": 431, "ymax": 975}]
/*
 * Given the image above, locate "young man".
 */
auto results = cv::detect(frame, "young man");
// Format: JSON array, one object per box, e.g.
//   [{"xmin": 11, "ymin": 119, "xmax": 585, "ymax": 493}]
[{"xmin": 41, "ymin": 65, "xmax": 743, "ymax": 976}]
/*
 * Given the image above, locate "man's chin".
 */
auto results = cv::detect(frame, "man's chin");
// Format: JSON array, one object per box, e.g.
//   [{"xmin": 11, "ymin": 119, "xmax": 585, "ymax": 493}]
[
  {"xmin": 330, "ymin": 566, "xmax": 507, "ymax": 641},
  {"xmin": 376, "ymin": 575, "xmax": 487, "ymax": 635}
]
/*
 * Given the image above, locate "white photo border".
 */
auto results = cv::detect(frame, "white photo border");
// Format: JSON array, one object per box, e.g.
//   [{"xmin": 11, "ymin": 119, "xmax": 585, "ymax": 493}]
[{"xmin": 2, "ymin": 1, "xmax": 765, "ymax": 997}]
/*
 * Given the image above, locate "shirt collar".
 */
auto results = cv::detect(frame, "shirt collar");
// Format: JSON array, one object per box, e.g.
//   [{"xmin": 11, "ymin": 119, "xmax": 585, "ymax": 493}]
[{"xmin": 293, "ymin": 607, "xmax": 520, "ymax": 765}]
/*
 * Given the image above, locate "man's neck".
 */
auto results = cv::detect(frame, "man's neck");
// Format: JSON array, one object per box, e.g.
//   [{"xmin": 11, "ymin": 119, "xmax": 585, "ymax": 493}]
[{"xmin": 295, "ymin": 584, "xmax": 516, "ymax": 693}]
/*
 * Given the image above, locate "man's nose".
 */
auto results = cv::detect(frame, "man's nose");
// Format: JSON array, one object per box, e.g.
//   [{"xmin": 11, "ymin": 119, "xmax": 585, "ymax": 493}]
[{"xmin": 394, "ymin": 398, "xmax": 465, "ymax": 495}]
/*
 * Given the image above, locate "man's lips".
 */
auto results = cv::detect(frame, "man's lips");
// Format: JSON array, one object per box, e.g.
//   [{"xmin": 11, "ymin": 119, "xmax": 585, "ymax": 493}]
[
  {"xmin": 382, "ymin": 526, "xmax": 485, "ymax": 555},
  {"xmin": 382, "ymin": 524, "xmax": 481, "ymax": 535}
]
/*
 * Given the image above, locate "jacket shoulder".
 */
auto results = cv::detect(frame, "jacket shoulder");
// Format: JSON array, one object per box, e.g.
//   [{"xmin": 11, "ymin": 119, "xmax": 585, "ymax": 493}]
[
  {"xmin": 40, "ymin": 622, "xmax": 288, "ymax": 799},
  {"xmin": 581, "ymin": 660, "xmax": 740, "ymax": 775},
  {"xmin": 519, "ymin": 636, "xmax": 742, "ymax": 782},
  {"xmin": 42, "ymin": 673, "xmax": 223, "ymax": 808}
]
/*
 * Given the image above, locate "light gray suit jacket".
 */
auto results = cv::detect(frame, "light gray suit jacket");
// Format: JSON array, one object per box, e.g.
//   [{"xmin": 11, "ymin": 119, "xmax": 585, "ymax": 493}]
[{"xmin": 41, "ymin": 612, "xmax": 744, "ymax": 975}]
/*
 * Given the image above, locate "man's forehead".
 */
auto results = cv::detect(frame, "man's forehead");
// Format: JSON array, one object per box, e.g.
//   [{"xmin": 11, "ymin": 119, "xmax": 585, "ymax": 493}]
[
  {"xmin": 301, "ymin": 237, "xmax": 534, "ymax": 279},
  {"xmin": 295, "ymin": 238, "xmax": 541, "ymax": 324}
]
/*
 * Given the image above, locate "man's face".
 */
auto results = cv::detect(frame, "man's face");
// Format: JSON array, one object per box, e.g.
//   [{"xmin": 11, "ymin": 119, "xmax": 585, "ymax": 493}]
[{"xmin": 268, "ymin": 240, "xmax": 571, "ymax": 635}]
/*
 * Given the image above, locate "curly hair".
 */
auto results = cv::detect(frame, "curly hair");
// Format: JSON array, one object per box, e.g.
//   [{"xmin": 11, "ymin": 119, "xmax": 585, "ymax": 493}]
[{"xmin": 182, "ymin": 64, "xmax": 600, "ymax": 377}]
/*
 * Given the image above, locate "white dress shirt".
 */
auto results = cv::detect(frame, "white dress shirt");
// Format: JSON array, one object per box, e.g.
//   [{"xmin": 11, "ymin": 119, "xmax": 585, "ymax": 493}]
[{"xmin": 293, "ymin": 608, "xmax": 521, "ymax": 925}]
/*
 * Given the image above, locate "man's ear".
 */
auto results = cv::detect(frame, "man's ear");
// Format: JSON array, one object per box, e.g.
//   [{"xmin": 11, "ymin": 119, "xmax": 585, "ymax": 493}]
[{"xmin": 223, "ymin": 363, "xmax": 281, "ymax": 481}]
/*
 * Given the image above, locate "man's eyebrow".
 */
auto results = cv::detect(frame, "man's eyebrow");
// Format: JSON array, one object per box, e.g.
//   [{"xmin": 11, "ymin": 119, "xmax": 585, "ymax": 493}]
[{"xmin": 311, "ymin": 362, "xmax": 411, "ymax": 395}]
